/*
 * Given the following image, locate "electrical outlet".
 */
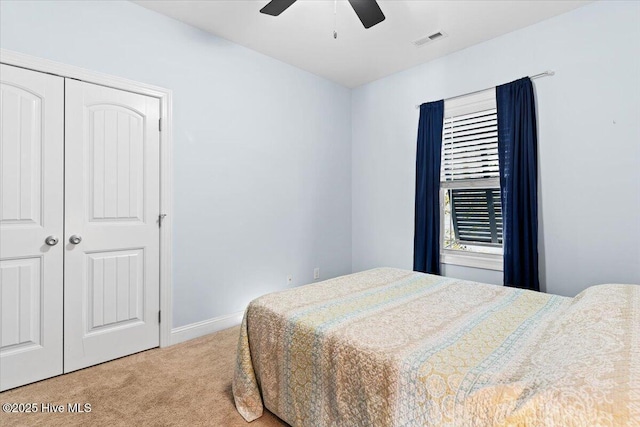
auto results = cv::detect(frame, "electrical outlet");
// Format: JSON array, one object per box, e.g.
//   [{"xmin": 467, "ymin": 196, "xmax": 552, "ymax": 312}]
[
  {"xmin": 314, "ymin": 268, "xmax": 320, "ymax": 280},
  {"xmin": 287, "ymin": 274, "xmax": 293, "ymax": 285}
]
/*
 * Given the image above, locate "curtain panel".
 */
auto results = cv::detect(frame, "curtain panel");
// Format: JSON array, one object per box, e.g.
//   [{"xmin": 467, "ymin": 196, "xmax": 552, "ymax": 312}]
[
  {"xmin": 413, "ymin": 100, "xmax": 444, "ymax": 275},
  {"xmin": 496, "ymin": 77, "xmax": 540, "ymax": 291}
]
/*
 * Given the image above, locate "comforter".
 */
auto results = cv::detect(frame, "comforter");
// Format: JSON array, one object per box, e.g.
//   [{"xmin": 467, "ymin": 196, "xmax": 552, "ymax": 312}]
[{"xmin": 233, "ymin": 268, "xmax": 639, "ymax": 426}]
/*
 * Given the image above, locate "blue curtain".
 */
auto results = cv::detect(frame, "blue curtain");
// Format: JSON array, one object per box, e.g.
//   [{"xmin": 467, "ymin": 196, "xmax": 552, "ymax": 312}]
[
  {"xmin": 496, "ymin": 77, "xmax": 539, "ymax": 291},
  {"xmin": 413, "ymin": 100, "xmax": 444, "ymax": 275}
]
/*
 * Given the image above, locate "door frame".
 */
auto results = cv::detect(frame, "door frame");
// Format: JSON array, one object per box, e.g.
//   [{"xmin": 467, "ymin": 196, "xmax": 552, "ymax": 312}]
[{"xmin": 0, "ymin": 48, "xmax": 174, "ymax": 348}]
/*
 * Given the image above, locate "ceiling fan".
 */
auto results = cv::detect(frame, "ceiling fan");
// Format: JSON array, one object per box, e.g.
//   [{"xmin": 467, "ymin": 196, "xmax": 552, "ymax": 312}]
[{"xmin": 260, "ymin": 0, "xmax": 386, "ymax": 29}]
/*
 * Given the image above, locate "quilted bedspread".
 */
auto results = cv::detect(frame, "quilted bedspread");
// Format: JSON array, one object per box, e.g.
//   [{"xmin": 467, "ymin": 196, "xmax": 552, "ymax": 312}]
[{"xmin": 233, "ymin": 268, "xmax": 640, "ymax": 426}]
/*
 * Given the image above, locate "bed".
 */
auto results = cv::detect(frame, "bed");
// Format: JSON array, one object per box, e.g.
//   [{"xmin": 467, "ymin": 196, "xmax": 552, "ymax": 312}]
[{"xmin": 233, "ymin": 268, "xmax": 639, "ymax": 426}]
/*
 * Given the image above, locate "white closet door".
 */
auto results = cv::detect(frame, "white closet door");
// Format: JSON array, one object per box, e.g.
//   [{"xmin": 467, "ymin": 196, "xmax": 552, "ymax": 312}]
[
  {"xmin": 0, "ymin": 64, "xmax": 64, "ymax": 391},
  {"xmin": 64, "ymin": 80, "xmax": 160, "ymax": 372}
]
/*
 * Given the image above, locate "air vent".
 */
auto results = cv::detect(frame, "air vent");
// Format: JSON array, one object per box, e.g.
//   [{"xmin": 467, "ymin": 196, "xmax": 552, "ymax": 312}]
[{"xmin": 413, "ymin": 30, "xmax": 448, "ymax": 47}]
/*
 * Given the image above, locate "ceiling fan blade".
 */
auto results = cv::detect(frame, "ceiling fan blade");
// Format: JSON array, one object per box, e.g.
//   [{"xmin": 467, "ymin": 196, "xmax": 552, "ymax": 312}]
[
  {"xmin": 347, "ymin": 0, "xmax": 385, "ymax": 29},
  {"xmin": 260, "ymin": 0, "xmax": 297, "ymax": 16}
]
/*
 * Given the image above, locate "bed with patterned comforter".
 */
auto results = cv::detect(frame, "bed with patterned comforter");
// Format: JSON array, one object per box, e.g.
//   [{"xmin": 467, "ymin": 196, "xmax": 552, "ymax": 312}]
[{"xmin": 233, "ymin": 268, "xmax": 639, "ymax": 426}]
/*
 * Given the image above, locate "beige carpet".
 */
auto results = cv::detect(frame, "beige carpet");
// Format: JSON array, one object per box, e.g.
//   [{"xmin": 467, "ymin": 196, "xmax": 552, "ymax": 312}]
[{"xmin": 0, "ymin": 326, "xmax": 287, "ymax": 427}]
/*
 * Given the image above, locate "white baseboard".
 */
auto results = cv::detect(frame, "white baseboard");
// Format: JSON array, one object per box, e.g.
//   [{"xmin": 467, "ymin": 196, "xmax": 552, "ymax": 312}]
[{"xmin": 169, "ymin": 311, "xmax": 244, "ymax": 346}]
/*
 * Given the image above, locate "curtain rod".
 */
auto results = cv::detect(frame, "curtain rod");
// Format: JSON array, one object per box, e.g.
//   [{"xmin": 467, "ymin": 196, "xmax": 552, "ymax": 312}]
[{"xmin": 414, "ymin": 70, "xmax": 555, "ymax": 109}]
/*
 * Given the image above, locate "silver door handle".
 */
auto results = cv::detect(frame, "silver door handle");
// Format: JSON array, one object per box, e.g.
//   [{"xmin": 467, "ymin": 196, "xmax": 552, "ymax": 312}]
[
  {"xmin": 69, "ymin": 235, "xmax": 82, "ymax": 245},
  {"xmin": 45, "ymin": 236, "xmax": 59, "ymax": 246}
]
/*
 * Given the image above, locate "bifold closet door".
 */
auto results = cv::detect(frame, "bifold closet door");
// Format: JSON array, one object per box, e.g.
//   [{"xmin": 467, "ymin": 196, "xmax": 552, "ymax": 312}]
[
  {"xmin": 0, "ymin": 64, "xmax": 64, "ymax": 391},
  {"xmin": 64, "ymin": 80, "xmax": 161, "ymax": 372}
]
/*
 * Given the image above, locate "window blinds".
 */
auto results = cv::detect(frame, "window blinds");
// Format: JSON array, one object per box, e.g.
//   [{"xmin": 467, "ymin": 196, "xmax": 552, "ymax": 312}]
[
  {"xmin": 441, "ymin": 108, "xmax": 499, "ymax": 182},
  {"xmin": 450, "ymin": 188, "xmax": 503, "ymax": 246}
]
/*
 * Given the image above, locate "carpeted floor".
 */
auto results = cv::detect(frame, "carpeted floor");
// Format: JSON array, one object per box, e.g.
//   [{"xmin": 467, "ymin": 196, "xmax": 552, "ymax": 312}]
[{"xmin": 0, "ymin": 326, "xmax": 287, "ymax": 426}]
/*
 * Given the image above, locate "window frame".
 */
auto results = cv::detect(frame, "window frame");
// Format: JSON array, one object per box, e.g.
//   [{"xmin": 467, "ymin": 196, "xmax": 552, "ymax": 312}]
[{"xmin": 439, "ymin": 88, "xmax": 503, "ymax": 272}]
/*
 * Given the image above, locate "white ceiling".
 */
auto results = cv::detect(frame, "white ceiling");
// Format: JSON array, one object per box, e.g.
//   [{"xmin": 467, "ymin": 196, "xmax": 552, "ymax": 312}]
[{"xmin": 135, "ymin": 0, "xmax": 591, "ymax": 88}]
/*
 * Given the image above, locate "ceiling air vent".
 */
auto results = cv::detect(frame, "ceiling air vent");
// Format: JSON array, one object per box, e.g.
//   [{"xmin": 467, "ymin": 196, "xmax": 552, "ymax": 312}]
[{"xmin": 413, "ymin": 30, "xmax": 448, "ymax": 47}]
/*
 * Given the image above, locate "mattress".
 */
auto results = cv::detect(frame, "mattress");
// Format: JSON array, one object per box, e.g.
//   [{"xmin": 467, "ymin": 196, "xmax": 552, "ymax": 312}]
[{"xmin": 233, "ymin": 268, "xmax": 639, "ymax": 426}]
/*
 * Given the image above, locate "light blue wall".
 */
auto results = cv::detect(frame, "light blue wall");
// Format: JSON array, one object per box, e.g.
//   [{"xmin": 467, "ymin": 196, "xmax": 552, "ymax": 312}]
[
  {"xmin": 0, "ymin": 0, "xmax": 352, "ymax": 327},
  {"xmin": 351, "ymin": 1, "xmax": 640, "ymax": 296},
  {"xmin": 2, "ymin": 0, "xmax": 638, "ymax": 325}
]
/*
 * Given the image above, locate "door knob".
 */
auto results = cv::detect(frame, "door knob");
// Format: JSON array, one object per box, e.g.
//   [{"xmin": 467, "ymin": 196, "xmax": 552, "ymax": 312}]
[
  {"xmin": 45, "ymin": 236, "xmax": 59, "ymax": 246},
  {"xmin": 69, "ymin": 235, "xmax": 82, "ymax": 245}
]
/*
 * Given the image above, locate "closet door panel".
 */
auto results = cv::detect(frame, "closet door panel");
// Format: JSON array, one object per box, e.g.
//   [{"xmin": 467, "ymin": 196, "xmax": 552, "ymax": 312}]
[
  {"xmin": 64, "ymin": 79, "xmax": 160, "ymax": 372},
  {"xmin": 0, "ymin": 64, "xmax": 64, "ymax": 391}
]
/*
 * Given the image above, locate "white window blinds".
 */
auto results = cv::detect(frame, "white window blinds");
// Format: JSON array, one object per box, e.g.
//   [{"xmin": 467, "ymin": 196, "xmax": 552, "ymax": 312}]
[
  {"xmin": 440, "ymin": 88, "xmax": 503, "ymax": 258},
  {"xmin": 441, "ymin": 108, "xmax": 499, "ymax": 182}
]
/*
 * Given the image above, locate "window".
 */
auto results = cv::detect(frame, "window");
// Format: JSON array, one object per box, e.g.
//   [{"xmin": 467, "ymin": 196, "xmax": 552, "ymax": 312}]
[{"xmin": 440, "ymin": 89, "xmax": 503, "ymax": 270}]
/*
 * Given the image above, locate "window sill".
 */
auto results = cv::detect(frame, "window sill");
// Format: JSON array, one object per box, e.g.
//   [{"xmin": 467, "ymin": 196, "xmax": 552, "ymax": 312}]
[{"xmin": 441, "ymin": 251, "xmax": 503, "ymax": 271}]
